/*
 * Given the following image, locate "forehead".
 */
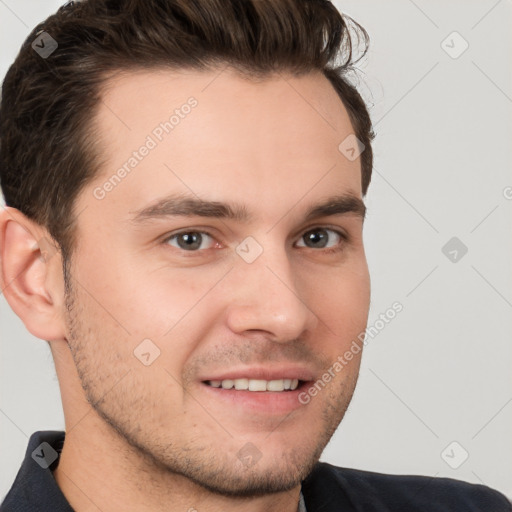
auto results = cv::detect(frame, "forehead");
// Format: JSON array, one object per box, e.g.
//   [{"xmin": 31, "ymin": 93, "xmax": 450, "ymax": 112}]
[{"xmin": 78, "ymin": 67, "xmax": 363, "ymax": 224}]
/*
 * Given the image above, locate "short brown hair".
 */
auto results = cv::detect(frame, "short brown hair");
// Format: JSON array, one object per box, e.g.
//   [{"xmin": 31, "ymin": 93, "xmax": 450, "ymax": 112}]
[{"xmin": 0, "ymin": 0, "xmax": 374, "ymax": 263}]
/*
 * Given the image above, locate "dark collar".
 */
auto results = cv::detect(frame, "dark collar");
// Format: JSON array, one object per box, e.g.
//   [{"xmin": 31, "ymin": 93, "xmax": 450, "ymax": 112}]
[{"xmin": 1, "ymin": 431, "xmax": 73, "ymax": 511}]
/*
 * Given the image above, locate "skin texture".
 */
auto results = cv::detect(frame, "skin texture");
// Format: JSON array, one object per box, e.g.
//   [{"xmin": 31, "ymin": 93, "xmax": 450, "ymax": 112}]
[{"xmin": 0, "ymin": 68, "xmax": 371, "ymax": 512}]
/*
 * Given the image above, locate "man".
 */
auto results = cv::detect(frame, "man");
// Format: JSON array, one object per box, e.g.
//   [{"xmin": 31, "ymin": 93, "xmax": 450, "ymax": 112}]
[{"xmin": 0, "ymin": 0, "xmax": 509, "ymax": 510}]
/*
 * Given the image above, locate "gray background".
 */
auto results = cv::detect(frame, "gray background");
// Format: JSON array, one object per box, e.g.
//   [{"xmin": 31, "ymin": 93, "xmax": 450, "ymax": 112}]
[{"xmin": 1, "ymin": 0, "xmax": 511, "ymax": 500}]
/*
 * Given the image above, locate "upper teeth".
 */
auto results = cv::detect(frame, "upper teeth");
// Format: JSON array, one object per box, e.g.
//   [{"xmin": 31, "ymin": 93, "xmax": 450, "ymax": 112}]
[{"xmin": 208, "ymin": 379, "xmax": 299, "ymax": 391}]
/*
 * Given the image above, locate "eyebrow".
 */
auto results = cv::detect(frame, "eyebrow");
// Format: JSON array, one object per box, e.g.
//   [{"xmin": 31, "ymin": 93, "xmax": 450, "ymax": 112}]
[{"xmin": 128, "ymin": 192, "xmax": 366, "ymax": 225}]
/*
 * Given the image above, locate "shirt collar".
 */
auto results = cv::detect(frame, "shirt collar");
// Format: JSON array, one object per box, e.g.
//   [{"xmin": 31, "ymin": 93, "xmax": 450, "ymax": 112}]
[{"xmin": 298, "ymin": 489, "xmax": 308, "ymax": 512}]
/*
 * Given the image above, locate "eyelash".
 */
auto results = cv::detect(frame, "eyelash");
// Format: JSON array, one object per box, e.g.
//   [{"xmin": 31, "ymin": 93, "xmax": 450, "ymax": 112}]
[{"xmin": 161, "ymin": 227, "xmax": 348, "ymax": 255}]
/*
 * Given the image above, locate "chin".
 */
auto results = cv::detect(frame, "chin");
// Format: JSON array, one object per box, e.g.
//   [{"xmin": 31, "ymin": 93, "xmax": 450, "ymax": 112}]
[{"xmin": 177, "ymin": 448, "xmax": 322, "ymax": 498}]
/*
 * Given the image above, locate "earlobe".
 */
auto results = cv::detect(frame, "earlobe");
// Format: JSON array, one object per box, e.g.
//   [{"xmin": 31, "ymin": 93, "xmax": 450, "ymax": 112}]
[{"xmin": 0, "ymin": 207, "xmax": 67, "ymax": 342}]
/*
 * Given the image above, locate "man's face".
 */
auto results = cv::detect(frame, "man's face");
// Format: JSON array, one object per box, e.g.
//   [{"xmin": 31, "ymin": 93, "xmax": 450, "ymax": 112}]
[{"xmin": 63, "ymin": 68, "xmax": 370, "ymax": 495}]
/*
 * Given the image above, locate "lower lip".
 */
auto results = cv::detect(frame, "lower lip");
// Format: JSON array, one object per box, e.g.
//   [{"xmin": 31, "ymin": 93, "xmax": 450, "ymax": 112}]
[{"xmin": 199, "ymin": 382, "xmax": 310, "ymax": 414}]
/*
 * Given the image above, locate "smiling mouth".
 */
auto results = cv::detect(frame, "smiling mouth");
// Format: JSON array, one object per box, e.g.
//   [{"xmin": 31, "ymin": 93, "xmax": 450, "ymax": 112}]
[{"xmin": 204, "ymin": 378, "xmax": 304, "ymax": 392}]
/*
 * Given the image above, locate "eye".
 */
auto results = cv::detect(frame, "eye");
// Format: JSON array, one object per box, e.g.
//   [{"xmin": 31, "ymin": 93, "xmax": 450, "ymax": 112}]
[
  {"xmin": 161, "ymin": 227, "xmax": 347, "ymax": 254},
  {"xmin": 163, "ymin": 231, "xmax": 215, "ymax": 251},
  {"xmin": 295, "ymin": 227, "xmax": 346, "ymax": 252}
]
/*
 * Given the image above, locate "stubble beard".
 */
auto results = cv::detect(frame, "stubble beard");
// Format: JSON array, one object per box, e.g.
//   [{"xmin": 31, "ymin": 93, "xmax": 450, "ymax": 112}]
[{"xmin": 62, "ymin": 264, "xmax": 358, "ymax": 497}]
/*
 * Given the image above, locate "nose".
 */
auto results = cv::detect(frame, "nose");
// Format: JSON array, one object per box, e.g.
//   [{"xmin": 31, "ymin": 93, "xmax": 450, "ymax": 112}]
[{"xmin": 224, "ymin": 245, "xmax": 319, "ymax": 342}]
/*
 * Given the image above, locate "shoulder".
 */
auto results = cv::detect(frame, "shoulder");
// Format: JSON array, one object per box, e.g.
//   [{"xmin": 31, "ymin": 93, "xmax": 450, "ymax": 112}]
[{"xmin": 301, "ymin": 462, "xmax": 512, "ymax": 511}]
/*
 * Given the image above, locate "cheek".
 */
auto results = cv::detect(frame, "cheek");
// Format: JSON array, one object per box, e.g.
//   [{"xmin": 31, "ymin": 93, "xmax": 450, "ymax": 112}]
[
  {"xmin": 310, "ymin": 265, "xmax": 370, "ymax": 367},
  {"xmin": 78, "ymin": 250, "xmax": 217, "ymax": 338},
  {"xmin": 142, "ymin": 266, "xmax": 232, "ymax": 334},
  {"xmin": 312, "ymin": 262, "xmax": 370, "ymax": 322}
]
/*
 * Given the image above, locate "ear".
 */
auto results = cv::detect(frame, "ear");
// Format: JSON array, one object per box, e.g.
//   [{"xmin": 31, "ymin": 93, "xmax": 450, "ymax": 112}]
[{"xmin": 0, "ymin": 206, "xmax": 67, "ymax": 341}]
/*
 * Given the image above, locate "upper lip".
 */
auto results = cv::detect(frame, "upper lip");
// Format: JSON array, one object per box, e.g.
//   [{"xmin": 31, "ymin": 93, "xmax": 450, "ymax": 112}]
[{"xmin": 199, "ymin": 365, "xmax": 316, "ymax": 382}]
